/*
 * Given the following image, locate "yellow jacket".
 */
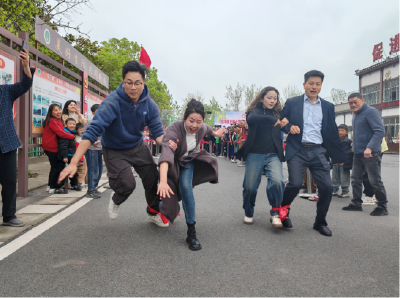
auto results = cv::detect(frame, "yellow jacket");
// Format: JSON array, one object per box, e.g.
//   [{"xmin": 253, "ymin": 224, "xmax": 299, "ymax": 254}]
[
  {"xmin": 381, "ymin": 138, "xmax": 388, "ymax": 153},
  {"xmin": 62, "ymin": 113, "xmax": 87, "ymax": 125}
]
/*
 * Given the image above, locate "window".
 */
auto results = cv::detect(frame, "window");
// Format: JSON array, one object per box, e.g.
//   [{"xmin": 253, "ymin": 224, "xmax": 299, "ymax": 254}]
[
  {"xmin": 362, "ymin": 84, "xmax": 380, "ymax": 105},
  {"xmin": 383, "ymin": 78, "xmax": 399, "ymax": 102},
  {"xmin": 383, "ymin": 116, "xmax": 399, "ymax": 143}
]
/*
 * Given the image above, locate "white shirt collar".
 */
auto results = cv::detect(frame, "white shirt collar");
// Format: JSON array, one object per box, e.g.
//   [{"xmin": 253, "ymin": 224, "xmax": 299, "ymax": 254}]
[{"xmin": 304, "ymin": 94, "xmax": 321, "ymax": 104}]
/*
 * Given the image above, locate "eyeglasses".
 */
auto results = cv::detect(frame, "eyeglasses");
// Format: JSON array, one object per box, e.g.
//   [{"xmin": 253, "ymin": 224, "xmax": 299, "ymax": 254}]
[{"xmin": 124, "ymin": 81, "xmax": 143, "ymax": 88}]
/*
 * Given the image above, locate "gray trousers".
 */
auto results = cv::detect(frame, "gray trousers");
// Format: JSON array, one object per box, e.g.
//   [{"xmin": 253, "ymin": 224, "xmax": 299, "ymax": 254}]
[
  {"xmin": 351, "ymin": 153, "xmax": 387, "ymax": 208},
  {"xmin": 103, "ymin": 141, "xmax": 160, "ymax": 210}
]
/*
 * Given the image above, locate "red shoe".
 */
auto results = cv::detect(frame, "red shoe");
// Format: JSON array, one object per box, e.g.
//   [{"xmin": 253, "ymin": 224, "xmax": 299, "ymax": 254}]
[{"xmin": 308, "ymin": 196, "xmax": 319, "ymax": 201}]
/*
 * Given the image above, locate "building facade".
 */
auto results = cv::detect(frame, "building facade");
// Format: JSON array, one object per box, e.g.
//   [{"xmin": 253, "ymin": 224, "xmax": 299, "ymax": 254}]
[{"xmin": 335, "ymin": 55, "xmax": 399, "ymax": 152}]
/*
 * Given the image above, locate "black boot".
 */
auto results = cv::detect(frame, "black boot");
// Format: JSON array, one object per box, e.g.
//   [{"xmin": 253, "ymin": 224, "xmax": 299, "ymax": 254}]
[{"xmin": 186, "ymin": 223, "xmax": 202, "ymax": 251}]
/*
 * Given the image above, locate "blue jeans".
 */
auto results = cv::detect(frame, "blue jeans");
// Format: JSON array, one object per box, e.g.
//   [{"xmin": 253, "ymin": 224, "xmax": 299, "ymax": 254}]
[
  {"xmin": 332, "ymin": 165, "xmax": 350, "ymax": 194},
  {"xmin": 85, "ymin": 149, "xmax": 103, "ymax": 191},
  {"xmin": 179, "ymin": 160, "xmax": 196, "ymax": 224},
  {"xmin": 242, "ymin": 153, "xmax": 284, "ymax": 217}
]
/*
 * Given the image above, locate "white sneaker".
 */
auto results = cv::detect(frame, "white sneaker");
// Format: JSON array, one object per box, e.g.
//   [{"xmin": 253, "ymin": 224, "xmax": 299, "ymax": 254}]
[
  {"xmin": 148, "ymin": 213, "xmax": 169, "ymax": 227},
  {"xmin": 48, "ymin": 188, "xmax": 56, "ymax": 194},
  {"xmin": 46, "ymin": 186, "xmax": 50, "ymax": 192},
  {"xmin": 237, "ymin": 161, "xmax": 245, "ymax": 167},
  {"xmin": 108, "ymin": 193, "xmax": 120, "ymax": 220},
  {"xmin": 362, "ymin": 195, "xmax": 376, "ymax": 206},
  {"xmin": 244, "ymin": 216, "xmax": 253, "ymax": 224},
  {"xmin": 270, "ymin": 215, "xmax": 283, "ymax": 228}
]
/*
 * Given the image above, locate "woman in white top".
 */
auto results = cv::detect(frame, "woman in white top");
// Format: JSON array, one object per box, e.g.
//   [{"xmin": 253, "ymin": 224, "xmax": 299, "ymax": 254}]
[{"xmin": 157, "ymin": 99, "xmax": 224, "ymax": 251}]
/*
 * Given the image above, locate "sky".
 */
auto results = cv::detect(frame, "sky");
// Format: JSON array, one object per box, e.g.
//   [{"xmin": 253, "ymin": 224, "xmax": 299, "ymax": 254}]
[{"xmin": 61, "ymin": 0, "xmax": 399, "ymax": 109}]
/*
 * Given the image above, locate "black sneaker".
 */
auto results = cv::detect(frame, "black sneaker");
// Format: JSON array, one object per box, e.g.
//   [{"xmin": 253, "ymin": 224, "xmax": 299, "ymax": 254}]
[
  {"xmin": 94, "ymin": 189, "xmax": 101, "ymax": 195},
  {"xmin": 86, "ymin": 190, "xmax": 101, "ymax": 199},
  {"xmin": 70, "ymin": 185, "xmax": 83, "ymax": 191},
  {"xmin": 342, "ymin": 204, "xmax": 362, "ymax": 211},
  {"xmin": 282, "ymin": 217, "xmax": 293, "ymax": 228},
  {"xmin": 370, "ymin": 206, "xmax": 388, "ymax": 216},
  {"xmin": 54, "ymin": 188, "xmax": 68, "ymax": 194}
]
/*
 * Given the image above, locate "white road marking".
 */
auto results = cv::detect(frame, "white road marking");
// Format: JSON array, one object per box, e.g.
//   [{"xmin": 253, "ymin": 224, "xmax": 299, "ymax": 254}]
[
  {"xmin": 49, "ymin": 192, "xmax": 85, "ymax": 198},
  {"xmin": 0, "ymin": 197, "xmax": 92, "ymax": 262},
  {"xmin": 97, "ymin": 187, "xmax": 107, "ymax": 193}
]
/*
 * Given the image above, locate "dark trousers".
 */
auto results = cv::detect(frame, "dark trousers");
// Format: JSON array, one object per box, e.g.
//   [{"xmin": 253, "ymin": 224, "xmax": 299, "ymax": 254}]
[
  {"xmin": 362, "ymin": 172, "xmax": 375, "ymax": 197},
  {"xmin": 362, "ymin": 153, "xmax": 383, "ymax": 197},
  {"xmin": 215, "ymin": 143, "xmax": 220, "ymax": 156},
  {"xmin": 281, "ymin": 145, "xmax": 333, "ymax": 226},
  {"xmin": 44, "ymin": 150, "xmax": 66, "ymax": 189},
  {"xmin": 351, "ymin": 153, "xmax": 387, "ymax": 208},
  {"xmin": 67, "ymin": 157, "xmax": 78, "ymax": 186},
  {"xmin": 0, "ymin": 149, "xmax": 17, "ymax": 221},
  {"xmin": 103, "ymin": 141, "xmax": 160, "ymax": 211}
]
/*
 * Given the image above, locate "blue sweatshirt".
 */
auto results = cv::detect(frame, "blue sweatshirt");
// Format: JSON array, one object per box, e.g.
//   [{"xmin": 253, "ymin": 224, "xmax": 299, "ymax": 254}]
[
  {"xmin": 352, "ymin": 103, "xmax": 385, "ymax": 154},
  {"xmin": 82, "ymin": 83, "xmax": 164, "ymax": 150}
]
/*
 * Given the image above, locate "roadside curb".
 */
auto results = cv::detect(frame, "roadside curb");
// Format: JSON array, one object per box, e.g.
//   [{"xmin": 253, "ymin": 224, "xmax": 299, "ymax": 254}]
[{"xmin": 0, "ymin": 174, "xmax": 109, "ymax": 245}]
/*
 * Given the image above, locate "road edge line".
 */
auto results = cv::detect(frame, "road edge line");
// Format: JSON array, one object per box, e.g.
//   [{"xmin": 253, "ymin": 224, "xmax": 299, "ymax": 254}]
[{"xmin": 0, "ymin": 197, "xmax": 93, "ymax": 262}]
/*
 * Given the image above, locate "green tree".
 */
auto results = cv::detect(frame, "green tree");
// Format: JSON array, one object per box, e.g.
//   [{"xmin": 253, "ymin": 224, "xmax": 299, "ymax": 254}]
[
  {"xmin": 169, "ymin": 99, "xmax": 183, "ymax": 121},
  {"xmin": 146, "ymin": 67, "xmax": 171, "ymax": 111},
  {"xmin": 225, "ymin": 83, "xmax": 244, "ymax": 111},
  {"xmin": 281, "ymin": 85, "xmax": 303, "ymax": 103},
  {"xmin": 244, "ymin": 84, "xmax": 263, "ymax": 109},
  {"xmin": 204, "ymin": 96, "xmax": 223, "ymax": 127},
  {"xmin": 64, "ymin": 34, "xmax": 101, "ymax": 65},
  {"xmin": 181, "ymin": 91, "xmax": 205, "ymax": 108},
  {"xmin": 97, "ymin": 37, "xmax": 140, "ymax": 91},
  {"xmin": 330, "ymin": 88, "xmax": 348, "ymax": 105},
  {"xmin": 97, "ymin": 37, "xmax": 171, "ymax": 109},
  {"xmin": 0, "ymin": 0, "xmax": 93, "ymax": 37}
]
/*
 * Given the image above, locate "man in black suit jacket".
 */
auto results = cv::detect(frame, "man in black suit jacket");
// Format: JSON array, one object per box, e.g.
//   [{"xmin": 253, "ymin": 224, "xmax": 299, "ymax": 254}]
[{"xmin": 280, "ymin": 70, "xmax": 346, "ymax": 236}]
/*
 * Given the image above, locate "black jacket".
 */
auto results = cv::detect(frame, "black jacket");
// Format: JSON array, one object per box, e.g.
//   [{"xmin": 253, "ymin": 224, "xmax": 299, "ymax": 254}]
[
  {"xmin": 340, "ymin": 136, "xmax": 353, "ymax": 171},
  {"xmin": 58, "ymin": 128, "xmax": 76, "ymax": 160},
  {"xmin": 235, "ymin": 106, "xmax": 284, "ymax": 162}
]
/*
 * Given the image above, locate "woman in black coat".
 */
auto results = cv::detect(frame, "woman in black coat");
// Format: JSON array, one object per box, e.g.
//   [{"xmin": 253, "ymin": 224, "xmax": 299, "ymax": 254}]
[{"xmin": 235, "ymin": 87, "xmax": 285, "ymax": 228}]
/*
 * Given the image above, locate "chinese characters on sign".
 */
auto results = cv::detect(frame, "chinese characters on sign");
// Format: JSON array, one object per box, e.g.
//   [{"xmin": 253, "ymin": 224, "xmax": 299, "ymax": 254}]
[
  {"xmin": 389, "ymin": 34, "xmax": 399, "ymax": 55},
  {"xmin": 34, "ymin": 16, "xmax": 109, "ymax": 88},
  {"xmin": 373, "ymin": 34, "xmax": 399, "ymax": 62},
  {"xmin": 372, "ymin": 42, "xmax": 383, "ymax": 62}
]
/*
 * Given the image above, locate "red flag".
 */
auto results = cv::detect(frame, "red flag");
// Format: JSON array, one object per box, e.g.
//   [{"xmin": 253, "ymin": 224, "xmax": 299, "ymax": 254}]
[{"xmin": 139, "ymin": 47, "xmax": 152, "ymax": 68}]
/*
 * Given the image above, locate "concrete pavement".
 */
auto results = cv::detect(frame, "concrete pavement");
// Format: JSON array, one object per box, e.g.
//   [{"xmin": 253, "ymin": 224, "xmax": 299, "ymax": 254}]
[{"xmin": 0, "ymin": 155, "xmax": 398, "ymax": 296}]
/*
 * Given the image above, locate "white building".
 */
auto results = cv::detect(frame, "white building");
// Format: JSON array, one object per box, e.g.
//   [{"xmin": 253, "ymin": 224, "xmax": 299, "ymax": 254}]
[{"xmin": 335, "ymin": 55, "xmax": 399, "ymax": 152}]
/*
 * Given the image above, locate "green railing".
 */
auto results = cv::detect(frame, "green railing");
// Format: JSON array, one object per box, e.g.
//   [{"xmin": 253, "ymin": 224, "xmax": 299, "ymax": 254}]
[{"xmin": 27, "ymin": 137, "xmax": 45, "ymax": 158}]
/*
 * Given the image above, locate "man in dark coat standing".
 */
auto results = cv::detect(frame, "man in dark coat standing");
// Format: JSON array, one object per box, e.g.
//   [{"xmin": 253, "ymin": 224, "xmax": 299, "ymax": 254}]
[
  {"xmin": 0, "ymin": 49, "xmax": 35, "ymax": 227},
  {"xmin": 280, "ymin": 70, "xmax": 346, "ymax": 236}
]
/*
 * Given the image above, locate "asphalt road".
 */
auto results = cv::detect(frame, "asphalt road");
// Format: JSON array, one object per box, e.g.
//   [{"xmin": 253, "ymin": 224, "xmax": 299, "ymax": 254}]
[{"xmin": 0, "ymin": 155, "xmax": 398, "ymax": 297}]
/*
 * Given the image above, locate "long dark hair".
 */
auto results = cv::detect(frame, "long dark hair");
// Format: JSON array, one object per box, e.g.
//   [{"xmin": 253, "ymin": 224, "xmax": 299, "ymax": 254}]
[
  {"xmin": 245, "ymin": 86, "xmax": 282, "ymax": 118},
  {"xmin": 183, "ymin": 99, "xmax": 205, "ymax": 120},
  {"xmin": 43, "ymin": 104, "xmax": 63, "ymax": 128},
  {"xmin": 62, "ymin": 100, "xmax": 76, "ymax": 115}
]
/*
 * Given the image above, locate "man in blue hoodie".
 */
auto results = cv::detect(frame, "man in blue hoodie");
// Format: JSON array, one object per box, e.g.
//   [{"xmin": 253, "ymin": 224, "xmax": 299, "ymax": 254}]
[
  {"xmin": 342, "ymin": 92, "xmax": 388, "ymax": 216},
  {"xmin": 59, "ymin": 61, "xmax": 175, "ymax": 227}
]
